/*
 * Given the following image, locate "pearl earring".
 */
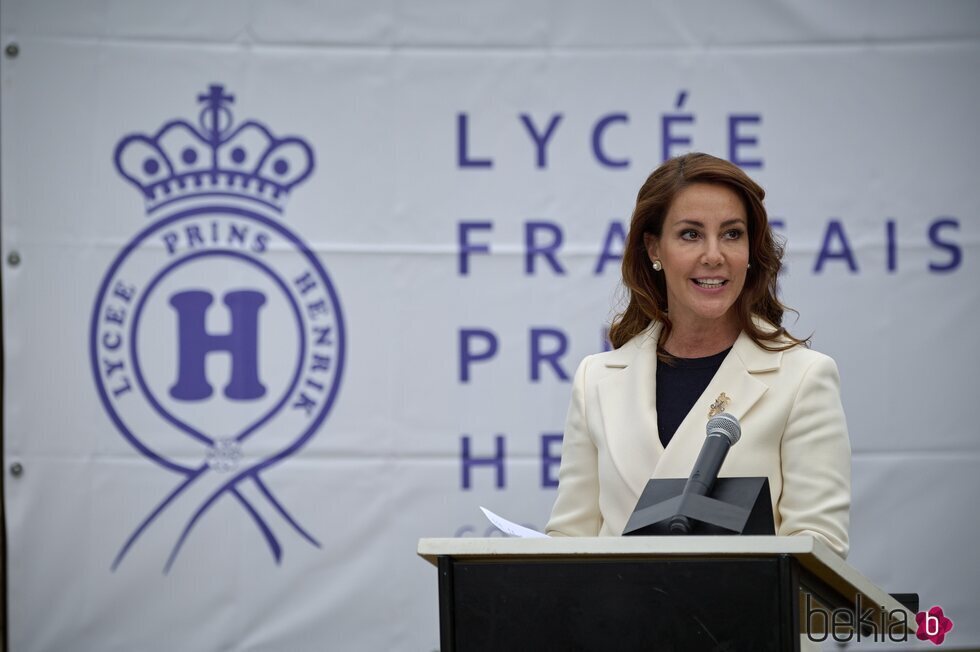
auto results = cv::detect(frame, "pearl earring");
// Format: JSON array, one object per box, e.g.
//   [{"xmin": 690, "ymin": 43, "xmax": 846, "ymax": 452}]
[{"xmin": 652, "ymin": 260, "xmax": 662, "ymax": 272}]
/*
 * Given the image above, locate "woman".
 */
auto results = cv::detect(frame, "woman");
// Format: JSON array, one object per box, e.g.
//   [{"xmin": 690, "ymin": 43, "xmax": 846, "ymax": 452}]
[{"xmin": 545, "ymin": 153, "xmax": 850, "ymax": 558}]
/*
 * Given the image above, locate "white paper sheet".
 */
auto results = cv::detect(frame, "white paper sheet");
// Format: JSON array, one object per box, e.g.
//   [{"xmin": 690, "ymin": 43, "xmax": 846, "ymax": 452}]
[{"xmin": 479, "ymin": 506, "xmax": 548, "ymax": 538}]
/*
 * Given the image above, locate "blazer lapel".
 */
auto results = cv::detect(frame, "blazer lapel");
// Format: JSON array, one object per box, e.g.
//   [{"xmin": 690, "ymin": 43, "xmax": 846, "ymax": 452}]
[
  {"xmin": 653, "ymin": 329, "xmax": 780, "ymax": 478},
  {"xmin": 596, "ymin": 323, "xmax": 663, "ymax": 499}
]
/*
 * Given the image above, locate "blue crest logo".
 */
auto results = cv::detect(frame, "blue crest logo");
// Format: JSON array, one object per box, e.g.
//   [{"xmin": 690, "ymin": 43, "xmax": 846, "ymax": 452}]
[{"xmin": 91, "ymin": 85, "xmax": 345, "ymax": 572}]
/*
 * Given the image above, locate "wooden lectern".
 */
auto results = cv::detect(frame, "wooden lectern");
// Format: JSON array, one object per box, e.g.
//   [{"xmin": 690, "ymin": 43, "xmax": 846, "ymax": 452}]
[{"xmin": 418, "ymin": 536, "xmax": 915, "ymax": 651}]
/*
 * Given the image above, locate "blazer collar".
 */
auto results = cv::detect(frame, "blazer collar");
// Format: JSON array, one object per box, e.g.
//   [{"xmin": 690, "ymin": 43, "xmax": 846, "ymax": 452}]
[
  {"xmin": 731, "ymin": 317, "xmax": 784, "ymax": 373},
  {"xmin": 597, "ymin": 320, "xmax": 782, "ymax": 500}
]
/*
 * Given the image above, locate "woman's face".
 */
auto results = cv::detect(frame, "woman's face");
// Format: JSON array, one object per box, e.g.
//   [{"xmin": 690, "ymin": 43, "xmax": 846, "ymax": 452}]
[{"xmin": 644, "ymin": 183, "xmax": 750, "ymax": 331}]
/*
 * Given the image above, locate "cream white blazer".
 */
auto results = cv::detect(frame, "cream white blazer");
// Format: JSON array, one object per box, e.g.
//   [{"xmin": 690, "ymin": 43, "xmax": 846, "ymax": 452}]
[{"xmin": 545, "ymin": 321, "xmax": 851, "ymax": 558}]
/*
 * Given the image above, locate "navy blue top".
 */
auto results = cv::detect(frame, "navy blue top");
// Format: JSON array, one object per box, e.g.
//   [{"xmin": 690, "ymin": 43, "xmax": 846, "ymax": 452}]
[{"xmin": 656, "ymin": 347, "xmax": 732, "ymax": 448}]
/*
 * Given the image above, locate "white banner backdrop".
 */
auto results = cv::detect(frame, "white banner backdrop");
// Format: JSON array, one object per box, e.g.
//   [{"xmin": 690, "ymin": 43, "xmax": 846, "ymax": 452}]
[{"xmin": 2, "ymin": 1, "xmax": 979, "ymax": 650}]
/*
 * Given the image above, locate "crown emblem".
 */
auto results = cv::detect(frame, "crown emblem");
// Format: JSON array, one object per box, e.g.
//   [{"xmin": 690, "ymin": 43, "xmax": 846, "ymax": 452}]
[{"xmin": 114, "ymin": 84, "xmax": 314, "ymax": 214}]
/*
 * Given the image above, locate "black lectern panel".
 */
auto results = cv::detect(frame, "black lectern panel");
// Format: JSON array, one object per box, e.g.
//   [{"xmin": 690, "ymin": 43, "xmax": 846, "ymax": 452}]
[{"xmin": 441, "ymin": 556, "xmax": 799, "ymax": 652}]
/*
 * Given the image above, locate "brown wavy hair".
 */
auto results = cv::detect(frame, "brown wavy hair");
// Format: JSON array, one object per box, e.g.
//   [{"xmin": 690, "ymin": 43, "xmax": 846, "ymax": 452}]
[{"xmin": 608, "ymin": 152, "xmax": 807, "ymax": 354}]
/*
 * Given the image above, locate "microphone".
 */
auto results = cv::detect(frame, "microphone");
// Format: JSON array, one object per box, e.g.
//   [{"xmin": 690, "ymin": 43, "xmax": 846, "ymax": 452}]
[{"xmin": 668, "ymin": 412, "xmax": 741, "ymax": 534}]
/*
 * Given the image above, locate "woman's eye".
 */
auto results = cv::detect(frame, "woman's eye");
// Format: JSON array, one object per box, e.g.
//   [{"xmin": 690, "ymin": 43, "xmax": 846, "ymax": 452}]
[
  {"xmin": 724, "ymin": 229, "xmax": 744, "ymax": 239},
  {"xmin": 680, "ymin": 229, "xmax": 699, "ymax": 240}
]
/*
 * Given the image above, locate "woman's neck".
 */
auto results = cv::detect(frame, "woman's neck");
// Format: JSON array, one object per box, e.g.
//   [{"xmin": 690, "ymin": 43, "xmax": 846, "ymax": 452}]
[{"xmin": 663, "ymin": 315, "xmax": 740, "ymax": 358}]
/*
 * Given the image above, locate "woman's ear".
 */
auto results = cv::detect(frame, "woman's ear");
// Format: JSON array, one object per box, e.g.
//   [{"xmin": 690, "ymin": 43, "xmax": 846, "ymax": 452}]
[{"xmin": 643, "ymin": 233, "xmax": 659, "ymax": 263}]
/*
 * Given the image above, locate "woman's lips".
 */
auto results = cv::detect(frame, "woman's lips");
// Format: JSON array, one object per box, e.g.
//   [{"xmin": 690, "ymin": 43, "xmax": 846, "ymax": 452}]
[{"xmin": 690, "ymin": 278, "xmax": 728, "ymax": 291}]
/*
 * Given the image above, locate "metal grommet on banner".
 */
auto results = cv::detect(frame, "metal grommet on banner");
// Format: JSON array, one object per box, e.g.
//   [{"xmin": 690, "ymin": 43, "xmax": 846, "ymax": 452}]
[
  {"xmin": 7, "ymin": 250, "xmax": 21, "ymax": 267},
  {"xmin": 5, "ymin": 42, "xmax": 19, "ymax": 58},
  {"xmin": 10, "ymin": 462, "xmax": 23, "ymax": 477}
]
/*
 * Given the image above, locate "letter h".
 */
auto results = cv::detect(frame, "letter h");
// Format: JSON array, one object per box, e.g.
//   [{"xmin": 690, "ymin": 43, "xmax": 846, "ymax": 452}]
[{"xmin": 169, "ymin": 290, "xmax": 267, "ymax": 401}]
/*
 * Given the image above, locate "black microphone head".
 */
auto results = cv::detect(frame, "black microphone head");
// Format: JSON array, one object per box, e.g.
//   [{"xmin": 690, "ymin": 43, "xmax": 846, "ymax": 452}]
[{"xmin": 707, "ymin": 412, "xmax": 741, "ymax": 445}]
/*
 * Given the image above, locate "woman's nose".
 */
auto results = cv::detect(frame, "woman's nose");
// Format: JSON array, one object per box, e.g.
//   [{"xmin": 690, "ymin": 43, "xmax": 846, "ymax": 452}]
[{"xmin": 701, "ymin": 238, "xmax": 724, "ymax": 266}]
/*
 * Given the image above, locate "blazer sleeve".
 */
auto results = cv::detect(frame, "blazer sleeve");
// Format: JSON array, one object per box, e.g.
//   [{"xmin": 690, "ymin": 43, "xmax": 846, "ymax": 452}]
[
  {"xmin": 545, "ymin": 357, "xmax": 602, "ymax": 537},
  {"xmin": 777, "ymin": 354, "xmax": 852, "ymax": 557}
]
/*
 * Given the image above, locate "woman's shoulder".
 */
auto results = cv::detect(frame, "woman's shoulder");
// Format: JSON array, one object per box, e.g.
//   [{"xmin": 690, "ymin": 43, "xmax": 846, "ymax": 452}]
[
  {"xmin": 739, "ymin": 317, "xmax": 841, "ymax": 377},
  {"xmin": 780, "ymin": 343, "xmax": 841, "ymax": 377},
  {"xmin": 572, "ymin": 323, "xmax": 658, "ymax": 382},
  {"xmin": 593, "ymin": 323, "xmax": 659, "ymax": 363},
  {"xmin": 747, "ymin": 339, "xmax": 842, "ymax": 389}
]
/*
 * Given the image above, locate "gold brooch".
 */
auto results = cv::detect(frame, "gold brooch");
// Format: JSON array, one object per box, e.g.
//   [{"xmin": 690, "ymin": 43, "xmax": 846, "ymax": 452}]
[{"xmin": 708, "ymin": 392, "xmax": 731, "ymax": 418}]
